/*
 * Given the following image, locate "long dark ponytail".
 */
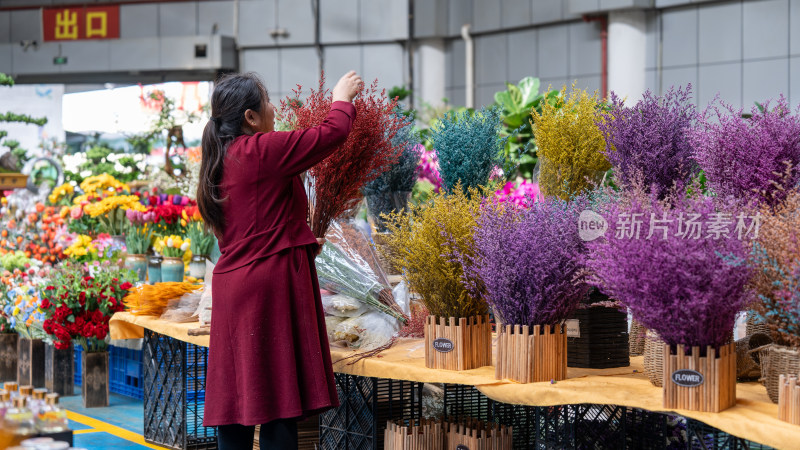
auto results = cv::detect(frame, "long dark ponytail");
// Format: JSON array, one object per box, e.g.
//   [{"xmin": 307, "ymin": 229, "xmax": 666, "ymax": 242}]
[{"xmin": 198, "ymin": 72, "xmax": 267, "ymax": 235}]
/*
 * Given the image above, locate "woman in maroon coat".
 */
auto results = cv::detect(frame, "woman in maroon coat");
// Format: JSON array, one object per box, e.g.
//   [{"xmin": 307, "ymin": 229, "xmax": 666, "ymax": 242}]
[{"xmin": 197, "ymin": 71, "xmax": 363, "ymax": 449}]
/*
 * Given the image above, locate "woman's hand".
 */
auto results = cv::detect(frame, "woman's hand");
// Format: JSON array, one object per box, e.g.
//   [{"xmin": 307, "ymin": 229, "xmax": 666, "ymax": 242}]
[
  {"xmin": 332, "ymin": 71, "xmax": 363, "ymax": 103},
  {"xmin": 315, "ymin": 238, "xmax": 326, "ymax": 257}
]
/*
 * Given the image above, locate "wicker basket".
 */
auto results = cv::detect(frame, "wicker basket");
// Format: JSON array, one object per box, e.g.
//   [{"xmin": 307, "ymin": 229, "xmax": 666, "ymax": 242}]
[
  {"xmin": 758, "ymin": 344, "xmax": 800, "ymax": 403},
  {"xmin": 735, "ymin": 332, "xmax": 772, "ymax": 381},
  {"xmin": 745, "ymin": 312, "xmax": 770, "ymax": 338},
  {"xmin": 372, "ymin": 233, "xmax": 398, "ymax": 275},
  {"xmin": 643, "ymin": 330, "xmax": 664, "ymax": 387},
  {"xmin": 629, "ymin": 319, "xmax": 646, "ymax": 357}
]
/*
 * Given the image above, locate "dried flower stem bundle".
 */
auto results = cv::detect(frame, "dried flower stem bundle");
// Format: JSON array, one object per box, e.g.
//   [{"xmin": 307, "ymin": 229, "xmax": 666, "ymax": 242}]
[
  {"xmin": 533, "ymin": 86, "xmax": 610, "ymax": 200},
  {"xmin": 750, "ymin": 190, "xmax": 800, "ymax": 347},
  {"xmin": 598, "ymin": 85, "xmax": 697, "ymax": 198},
  {"xmin": 381, "ymin": 187, "xmax": 488, "ymax": 319},
  {"xmin": 280, "ymin": 76, "xmax": 405, "ymax": 237},
  {"xmin": 465, "ymin": 197, "xmax": 590, "ymax": 328},
  {"xmin": 689, "ymin": 96, "xmax": 800, "ymax": 207},
  {"xmin": 585, "ymin": 189, "xmax": 753, "ymax": 349}
]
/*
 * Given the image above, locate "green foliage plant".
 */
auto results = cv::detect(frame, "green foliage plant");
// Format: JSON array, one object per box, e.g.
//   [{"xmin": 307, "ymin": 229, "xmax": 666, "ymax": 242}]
[{"xmin": 493, "ymin": 77, "xmax": 560, "ymax": 180}]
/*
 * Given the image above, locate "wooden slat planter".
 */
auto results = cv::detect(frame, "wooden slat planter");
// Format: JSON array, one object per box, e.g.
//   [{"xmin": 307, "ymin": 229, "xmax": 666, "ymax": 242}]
[
  {"xmin": 445, "ymin": 420, "xmax": 512, "ymax": 450},
  {"xmin": 424, "ymin": 315, "xmax": 491, "ymax": 371},
  {"xmin": 384, "ymin": 420, "xmax": 444, "ymax": 450},
  {"xmin": 82, "ymin": 350, "xmax": 109, "ymax": 408},
  {"xmin": 662, "ymin": 343, "xmax": 736, "ymax": 413},
  {"xmin": 45, "ymin": 343, "xmax": 74, "ymax": 396},
  {"xmin": 17, "ymin": 337, "xmax": 45, "ymax": 387},
  {"xmin": 778, "ymin": 374, "xmax": 800, "ymax": 425},
  {"xmin": 0, "ymin": 333, "xmax": 18, "ymax": 382},
  {"xmin": 495, "ymin": 323, "xmax": 567, "ymax": 383}
]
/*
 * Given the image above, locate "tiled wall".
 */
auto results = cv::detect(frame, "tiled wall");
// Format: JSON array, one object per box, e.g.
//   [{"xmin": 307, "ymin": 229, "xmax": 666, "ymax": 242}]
[
  {"xmin": 1, "ymin": 0, "xmax": 798, "ymax": 109},
  {"xmin": 645, "ymin": 0, "xmax": 799, "ymax": 109}
]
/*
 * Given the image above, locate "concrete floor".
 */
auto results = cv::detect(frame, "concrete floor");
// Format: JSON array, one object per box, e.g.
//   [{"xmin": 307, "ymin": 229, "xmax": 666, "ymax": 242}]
[{"xmin": 61, "ymin": 387, "xmax": 158, "ymax": 449}]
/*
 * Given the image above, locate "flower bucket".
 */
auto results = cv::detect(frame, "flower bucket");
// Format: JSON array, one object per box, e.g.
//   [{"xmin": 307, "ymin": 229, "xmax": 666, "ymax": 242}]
[
  {"xmin": 124, "ymin": 254, "xmax": 147, "ymax": 282},
  {"xmin": 45, "ymin": 343, "xmax": 74, "ymax": 396},
  {"xmin": 384, "ymin": 419, "xmax": 444, "ymax": 450},
  {"xmin": 778, "ymin": 374, "xmax": 800, "ymax": 425},
  {"xmin": 160, "ymin": 257, "xmax": 184, "ymax": 283},
  {"xmin": 496, "ymin": 323, "xmax": 567, "ymax": 383},
  {"xmin": 629, "ymin": 319, "xmax": 646, "ymax": 357},
  {"xmin": 0, "ymin": 333, "xmax": 18, "ymax": 382},
  {"xmin": 17, "ymin": 338, "xmax": 45, "ymax": 387},
  {"xmin": 424, "ymin": 315, "xmax": 491, "ymax": 371},
  {"xmin": 566, "ymin": 304, "xmax": 629, "ymax": 369},
  {"xmin": 82, "ymin": 350, "xmax": 109, "ymax": 408},
  {"xmin": 662, "ymin": 343, "xmax": 736, "ymax": 413},
  {"xmin": 189, "ymin": 255, "xmax": 207, "ymax": 279},
  {"xmin": 148, "ymin": 255, "xmax": 162, "ymax": 284}
]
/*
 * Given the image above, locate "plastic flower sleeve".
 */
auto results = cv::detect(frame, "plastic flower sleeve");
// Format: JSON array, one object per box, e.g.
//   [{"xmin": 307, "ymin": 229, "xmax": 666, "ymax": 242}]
[{"xmin": 315, "ymin": 221, "xmax": 407, "ymax": 323}]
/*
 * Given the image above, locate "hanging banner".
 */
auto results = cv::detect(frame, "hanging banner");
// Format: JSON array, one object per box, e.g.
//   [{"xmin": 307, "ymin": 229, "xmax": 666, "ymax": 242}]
[{"xmin": 42, "ymin": 6, "xmax": 121, "ymax": 41}]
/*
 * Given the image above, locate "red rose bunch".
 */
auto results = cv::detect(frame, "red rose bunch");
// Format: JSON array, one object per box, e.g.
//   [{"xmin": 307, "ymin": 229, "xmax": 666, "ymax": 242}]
[
  {"xmin": 280, "ymin": 75, "xmax": 406, "ymax": 237},
  {"xmin": 39, "ymin": 262, "xmax": 135, "ymax": 351}
]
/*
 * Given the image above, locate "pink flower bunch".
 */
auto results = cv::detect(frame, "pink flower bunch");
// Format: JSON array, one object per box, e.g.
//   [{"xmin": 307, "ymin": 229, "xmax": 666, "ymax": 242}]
[
  {"xmin": 494, "ymin": 180, "xmax": 541, "ymax": 207},
  {"xmin": 126, "ymin": 209, "xmax": 155, "ymax": 225},
  {"xmin": 415, "ymin": 146, "xmax": 443, "ymax": 192}
]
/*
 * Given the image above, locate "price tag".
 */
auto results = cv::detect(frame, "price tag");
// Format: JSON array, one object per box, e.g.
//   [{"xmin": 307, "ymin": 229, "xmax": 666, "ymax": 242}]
[{"xmin": 566, "ymin": 319, "xmax": 580, "ymax": 338}]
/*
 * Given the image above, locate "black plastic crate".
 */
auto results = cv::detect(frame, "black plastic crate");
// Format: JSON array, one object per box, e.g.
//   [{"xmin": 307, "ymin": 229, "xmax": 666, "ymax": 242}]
[
  {"xmin": 143, "ymin": 329, "xmax": 216, "ymax": 450},
  {"xmin": 441, "ymin": 384, "xmax": 773, "ymax": 449},
  {"xmin": 686, "ymin": 419, "xmax": 774, "ymax": 450},
  {"xmin": 319, "ymin": 373, "xmax": 423, "ymax": 450}
]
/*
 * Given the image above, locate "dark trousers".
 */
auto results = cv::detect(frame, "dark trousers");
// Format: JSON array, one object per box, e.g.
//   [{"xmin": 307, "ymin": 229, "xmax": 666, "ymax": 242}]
[{"xmin": 217, "ymin": 419, "xmax": 298, "ymax": 450}]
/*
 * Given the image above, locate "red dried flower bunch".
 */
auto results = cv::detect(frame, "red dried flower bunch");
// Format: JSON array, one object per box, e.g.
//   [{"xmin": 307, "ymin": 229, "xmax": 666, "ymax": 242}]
[{"xmin": 280, "ymin": 75, "xmax": 405, "ymax": 237}]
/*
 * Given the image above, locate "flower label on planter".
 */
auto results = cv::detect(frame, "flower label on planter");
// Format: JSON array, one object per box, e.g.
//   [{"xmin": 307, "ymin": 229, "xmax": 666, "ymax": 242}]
[
  {"xmin": 565, "ymin": 319, "xmax": 580, "ymax": 338},
  {"xmin": 433, "ymin": 338, "xmax": 454, "ymax": 353},
  {"xmin": 456, "ymin": 446, "xmax": 469, "ymax": 450},
  {"xmin": 671, "ymin": 369, "xmax": 704, "ymax": 387}
]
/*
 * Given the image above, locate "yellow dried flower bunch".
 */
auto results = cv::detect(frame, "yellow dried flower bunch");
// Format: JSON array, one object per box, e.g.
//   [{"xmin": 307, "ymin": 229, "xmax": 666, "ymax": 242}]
[
  {"xmin": 381, "ymin": 185, "xmax": 488, "ymax": 319},
  {"xmin": 533, "ymin": 85, "xmax": 610, "ymax": 200}
]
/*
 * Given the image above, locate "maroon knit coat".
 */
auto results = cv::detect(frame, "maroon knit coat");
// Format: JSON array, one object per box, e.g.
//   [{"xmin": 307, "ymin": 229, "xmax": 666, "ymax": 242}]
[{"xmin": 203, "ymin": 101, "xmax": 356, "ymax": 426}]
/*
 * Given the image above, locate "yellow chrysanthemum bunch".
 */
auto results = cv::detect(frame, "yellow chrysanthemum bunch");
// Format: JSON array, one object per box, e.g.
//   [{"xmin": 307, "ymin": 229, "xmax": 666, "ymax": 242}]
[
  {"xmin": 380, "ymin": 185, "xmax": 488, "ymax": 319},
  {"xmin": 533, "ymin": 85, "xmax": 610, "ymax": 200},
  {"xmin": 47, "ymin": 183, "xmax": 74, "ymax": 205},
  {"xmin": 63, "ymin": 235, "xmax": 97, "ymax": 258},
  {"xmin": 83, "ymin": 195, "xmax": 147, "ymax": 218},
  {"xmin": 79, "ymin": 174, "xmax": 129, "ymax": 195}
]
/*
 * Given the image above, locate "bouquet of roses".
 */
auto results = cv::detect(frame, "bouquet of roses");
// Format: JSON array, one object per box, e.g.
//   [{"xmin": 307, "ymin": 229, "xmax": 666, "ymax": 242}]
[{"xmin": 40, "ymin": 262, "xmax": 134, "ymax": 351}]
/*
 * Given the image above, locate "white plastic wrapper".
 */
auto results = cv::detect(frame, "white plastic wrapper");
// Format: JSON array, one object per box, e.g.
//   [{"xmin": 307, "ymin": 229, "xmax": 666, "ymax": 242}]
[
  {"xmin": 331, "ymin": 311, "xmax": 400, "ymax": 351},
  {"xmin": 316, "ymin": 220, "xmax": 407, "ymax": 324},
  {"xmin": 196, "ymin": 261, "xmax": 214, "ymax": 326},
  {"xmin": 392, "ymin": 280, "xmax": 412, "ymax": 317},
  {"xmin": 322, "ymin": 293, "xmax": 370, "ymax": 318}
]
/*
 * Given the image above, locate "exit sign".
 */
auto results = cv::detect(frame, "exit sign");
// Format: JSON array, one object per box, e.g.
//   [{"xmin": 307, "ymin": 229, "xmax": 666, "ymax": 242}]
[{"xmin": 53, "ymin": 56, "xmax": 68, "ymax": 65}]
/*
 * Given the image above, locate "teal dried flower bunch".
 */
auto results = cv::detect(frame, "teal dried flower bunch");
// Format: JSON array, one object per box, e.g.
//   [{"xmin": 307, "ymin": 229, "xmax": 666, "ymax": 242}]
[{"xmin": 430, "ymin": 107, "xmax": 507, "ymax": 195}]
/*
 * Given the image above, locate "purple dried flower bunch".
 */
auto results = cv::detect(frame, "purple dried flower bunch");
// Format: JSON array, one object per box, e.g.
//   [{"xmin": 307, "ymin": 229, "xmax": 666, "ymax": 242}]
[
  {"xmin": 585, "ymin": 189, "xmax": 754, "ymax": 349},
  {"xmin": 464, "ymin": 197, "xmax": 590, "ymax": 328},
  {"xmin": 598, "ymin": 85, "xmax": 697, "ymax": 198},
  {"xmin": 688, "ymin": 96, "xmax": 800, "ymax": 206}
]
